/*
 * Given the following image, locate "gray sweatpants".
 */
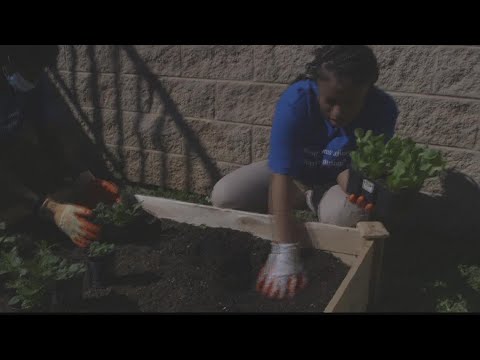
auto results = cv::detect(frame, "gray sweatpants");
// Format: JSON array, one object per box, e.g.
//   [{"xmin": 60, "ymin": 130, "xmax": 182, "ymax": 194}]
[{"xmin": 211, "ymin": 160, "xmax": 367, "ymax": 228}]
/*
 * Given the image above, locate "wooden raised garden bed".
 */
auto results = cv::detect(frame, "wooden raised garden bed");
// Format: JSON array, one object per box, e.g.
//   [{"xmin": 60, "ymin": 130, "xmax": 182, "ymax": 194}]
[
  {"xmin": 135, "ymin": 195, "xmax": 390, "ymax": 313},
  {"xmin": 0, "ymin": 194, "xmax": 388, "ymax": 313}
]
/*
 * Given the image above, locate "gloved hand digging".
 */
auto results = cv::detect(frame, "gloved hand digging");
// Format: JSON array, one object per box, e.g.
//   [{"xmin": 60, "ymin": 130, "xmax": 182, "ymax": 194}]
[{"xmin": 256, "ymin": 242, "xmax": 308, "ymax": 300}]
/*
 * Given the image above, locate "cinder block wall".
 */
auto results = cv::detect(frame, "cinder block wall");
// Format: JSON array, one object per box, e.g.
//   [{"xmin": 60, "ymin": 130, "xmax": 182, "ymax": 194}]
[{"xmin": 50, "ymin": 45, "xmax": 480, "ymax": 195}]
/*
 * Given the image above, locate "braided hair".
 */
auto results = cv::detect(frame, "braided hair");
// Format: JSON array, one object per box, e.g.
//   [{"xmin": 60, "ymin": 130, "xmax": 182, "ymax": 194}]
[{"xmin": 295, "ymin": 45, "xmax": 379, "ymax": 86}]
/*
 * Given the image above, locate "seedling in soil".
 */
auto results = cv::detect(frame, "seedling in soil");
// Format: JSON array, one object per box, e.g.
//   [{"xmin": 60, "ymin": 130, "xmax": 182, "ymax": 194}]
[
  {"xmin": 87, "ymin": 242, "xmax": 115, "ymax": 258},
  {"xmin": 92, "ymin": 202, "xmax": 144, "ymax": 227},
  {"xmin": 128, "ymin": 185, "xmax": 212, "ymax": 206},
  {"xmin": 85, "ymin": 242, "xmax": 115, "ymax": 289},
  {"xmin": 91, "ymin": 196, "xmax": 157, "ymax": 244}
]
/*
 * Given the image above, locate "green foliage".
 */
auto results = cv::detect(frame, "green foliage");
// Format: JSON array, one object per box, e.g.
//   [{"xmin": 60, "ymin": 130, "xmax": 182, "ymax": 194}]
[
  {"xmin": 0, "ymin": 247, "xmax": 26, "ymax": 277},
  {"xmin": 7, "ymin": 276, "xmax": 47, "ymax": 310},
  {"xmin": 350, "ymin": 129, "xmax": 447, "ymax": 192},
  {"xmin": 130, "ymin": 186, "xmax": 212, "ymax": 205},
  {"xmin": 458, "ymin": 265, "xmax": 480, "ymax": 293},
  {"xmin": 4, "ymin": 242, "xmax": 86, "ymax": 310},
  {"xmin": 87, "ymin": 241, "xmax": 115, "ymax": 258},
  {"xmin": 350, "ymin": 129, "xmax": 388, "ymax": 180},
  {"xmin": 92, "ymin": 202, "xmax": 143, "ymax": 226},
  {"xmin": 0, "ymin": 234, "xmax": 21, "ymax": 248},
  {"xmin": 386, "ymin": 145, "xmax": 446, "ymax": 192},
  {"xmin": 436, "ymin": 294, "xmax": 469, "ymax": 313}
]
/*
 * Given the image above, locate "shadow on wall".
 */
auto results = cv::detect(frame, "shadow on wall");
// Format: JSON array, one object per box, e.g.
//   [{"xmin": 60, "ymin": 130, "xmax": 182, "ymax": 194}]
[
  {"xmin": 378, "ymin": 170, "xmax": 480, "ymax": 312},
  {"xmin": 44, "ymin": 45, "xmax": 221, "ymax": 194},
  {"xmin": 42, "ymin": 45, "xmax": 480, "ymax": 311}
]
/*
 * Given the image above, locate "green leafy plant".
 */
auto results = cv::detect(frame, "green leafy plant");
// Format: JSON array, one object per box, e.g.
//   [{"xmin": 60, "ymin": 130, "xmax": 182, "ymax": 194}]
[
  {"xmin": 0, "ymin": 246, "xmax": 27, "ymax": 277},
  {"xmin": 0, "ymin": 234, "xmax": 20, "ymax": 248},
  {"xmin": 92, "ymin": 201, "xmax": 143, "ymax": 227},
  {"xmin": 436, "ymin": 294, "xmax": 469, "ymax": 313},
  {"xmin": 0, "ymin": 233, "xmax": 31, "ymax": 254},
  {"xmin": 87, "ymin": 241, "xmax": 115, "ymax": 258},
  {"xmin": 350, "ymin": 129, "xmax": 388, "ymax": 180},
  {"xmin": 129, "ymin": 185, "xmax": 212, "ymax": 205},
  {"xmin": 458, "ymin": 265, "xmax": 480, "ymax": 293},
  {"xmin": 5, "ymin": 243, "xmax": 86, "ymax": 310},
  {"xmin": 385, "ymin": 145, "xmax": 446, "ymax": 192},
  {"xmin": 32, "ymin": 242, "xmax": 86, "ymax": 282},
  {"xmin": 7, "ymin": 276, "xmax": 47, "ymax": 310},
  {"xmin": 350, "ymin": 128, "xmax": 446, "ymax": 192}
]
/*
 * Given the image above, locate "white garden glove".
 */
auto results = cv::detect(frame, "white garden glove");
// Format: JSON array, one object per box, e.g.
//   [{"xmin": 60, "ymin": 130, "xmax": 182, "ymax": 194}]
[
  {"xmin": 40, "ymin": 199, "xmax": 101, "ymax": 248},
  {"xmin": 256, "ymin": 243, "xmax": 308, "ymax": 299}
]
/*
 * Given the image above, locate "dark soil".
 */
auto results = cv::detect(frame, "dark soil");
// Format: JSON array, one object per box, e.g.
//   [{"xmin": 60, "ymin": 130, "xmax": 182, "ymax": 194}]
[{"xmin": 1, "ymin": 219, "xmax": 350, "ymax": 313}]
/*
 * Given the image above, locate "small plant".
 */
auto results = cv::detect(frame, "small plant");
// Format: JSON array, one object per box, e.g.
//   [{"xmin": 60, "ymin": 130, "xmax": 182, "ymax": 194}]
[
  {"xmin": 386, "ymin": 145, "xmax": 446, "ymax": 192},
  {"xmin": 350, "ymin": 129, "xmax": 446, "ymax": 192},
  {"xmin": 6, "ymin": 243, "xmax": 86, "ymax": 310},
  {"xmin": 0, "ymin": 234, "xmax": 21, "ymax": 248},
  {"xmin": 458, "ymin": 265, "xmax": 480, "ymax": 294},
  {"xmin": 0, "ymin": 246, "xmax": 27, "ymax": 277},
  {"xmin": 436, "ymin": 294, "xmax": 469, "ymax": 313},
  {"xmin": 6, "ymin": 276, "xmax": 47, "ymax": 310},
  {"xmin": 0, "ymin": 233, "xmax": 31, "ymax": 254},
  {"xmin": 87, "ymin": 241, "xmax": 115, "ymax": 258},
  {"xmin": 350, "ymin": 129, "xmax": 388, "ymax": 180},
  {"xmin": 129, "ymin": 185, "xmax": 212, "ymax": 205},
  {"xmin": 92, "ymin": 202, "xmax": 143, "ymax": 227}
]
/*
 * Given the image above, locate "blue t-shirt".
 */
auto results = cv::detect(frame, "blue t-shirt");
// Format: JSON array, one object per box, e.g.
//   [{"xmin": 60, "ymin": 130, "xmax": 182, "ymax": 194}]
[{"xmin": 268, "ymin": 79, "xmax": 399, "ymax": 186}]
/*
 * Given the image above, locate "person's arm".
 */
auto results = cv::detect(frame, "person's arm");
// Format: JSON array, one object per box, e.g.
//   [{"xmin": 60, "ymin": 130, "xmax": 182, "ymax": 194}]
[
  {"xmin": 259, "ymin": 175, "xmax": 307, "ymax": 299},
  {"xmin": 0, "ymin": 159, "xmax": 100, "ymax": 248},
  {"xmin": 256, "ymin": 86, "xmax": 308, "ymax": 300},
  {"xmin": 267, "ymin": 87, "xmax": 306, "ymax": 245},
  {"xmin": 0, "ymin": 166, "xmax": 45, "ymax": 225},
  {"xmin": 37, "ymin": 75, "xmax": 108, "ymax": 178},
  {"xmin": 269, "ymin": 173, "xmax": 297, "ymax": 244},
  {"xmin": 35, "ymin": 78, "xmax": 121, "ymax": 208}
]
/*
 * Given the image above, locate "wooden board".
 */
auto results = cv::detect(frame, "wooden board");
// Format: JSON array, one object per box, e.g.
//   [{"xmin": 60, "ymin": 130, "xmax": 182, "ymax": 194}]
[
  {"xmin": 324, "ymin": 242, "xmax": 375, "ymax": 313},
  {"xmin": 136, "ymin": 195, "xmax": 364, "ymax": 256},
  {"xmin": 356, "ymin": 222, "xmax": 389, "ymax": 240},
  {"xmin": 324, "ymin": 251, "xmax": 357, "ymax": 267}
]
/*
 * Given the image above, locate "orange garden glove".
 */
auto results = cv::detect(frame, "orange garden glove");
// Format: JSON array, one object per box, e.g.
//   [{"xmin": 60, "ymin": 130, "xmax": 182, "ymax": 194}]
[
  {"xmin": 347, "ymin": 193, "xmax": 374, "ymax": 213},
  {"xmin": 40, "ymin": 199, "xmax": 101, "ymax": 248},
  {"xmin": 85, "ymin": 178, "xmax": 121, "ymax": 206},
  {"xmin": 256, "ymin": 243, "xmax": 308, "ymax": 300},
  {"xmin": 346, "ymin": 173, "xmax": 376, "ymax": 214},
  {"xmin": 74, "ymin": 171, "xmax": 121, "ymax": 209}
]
